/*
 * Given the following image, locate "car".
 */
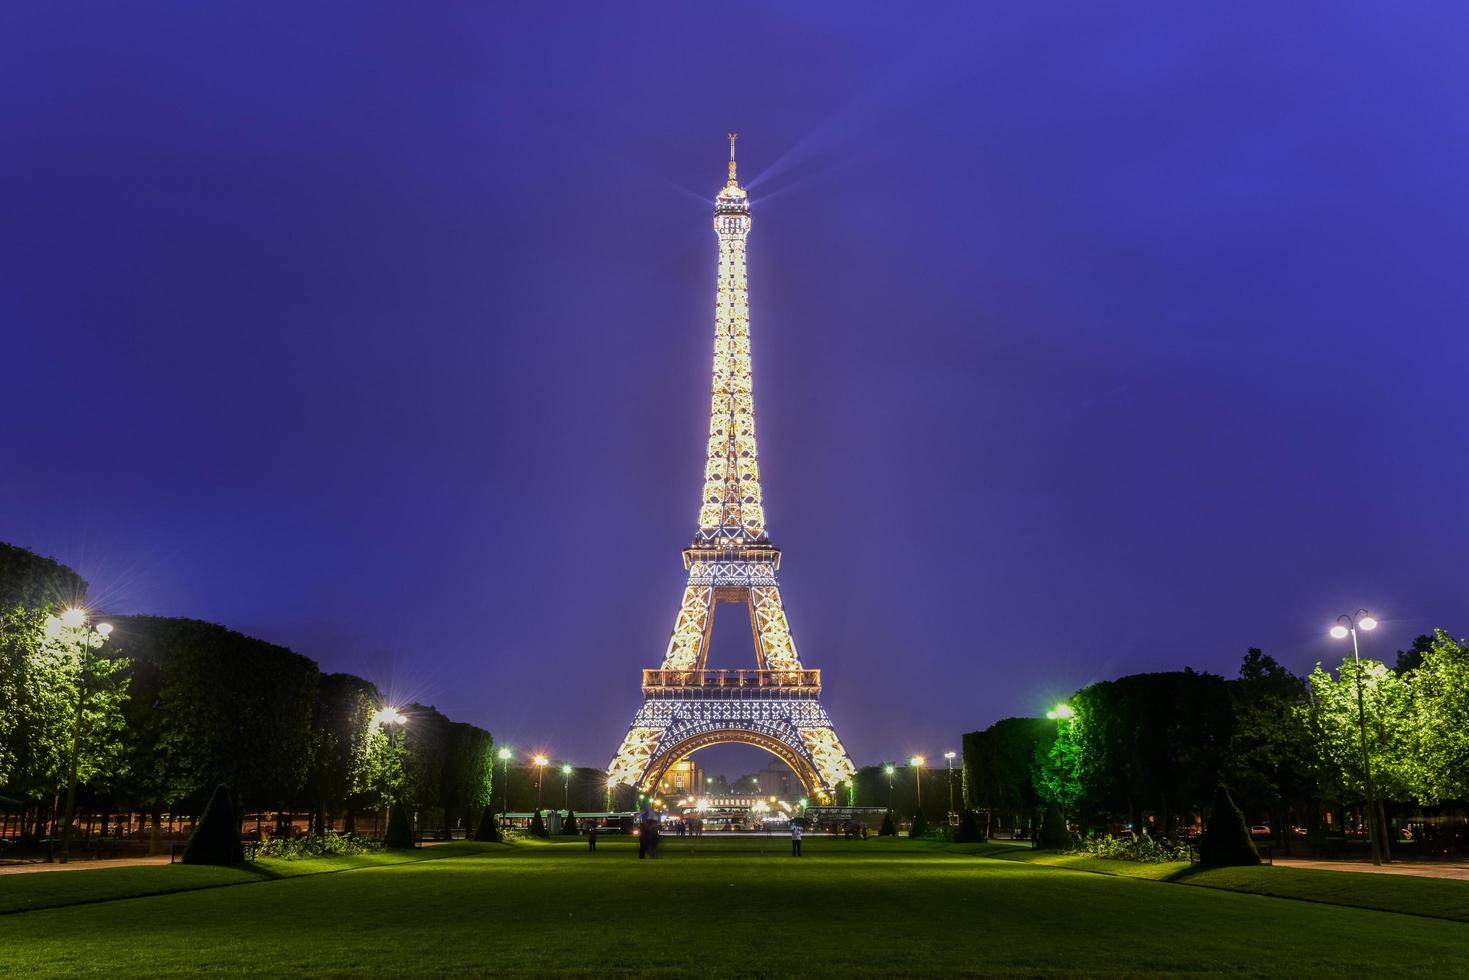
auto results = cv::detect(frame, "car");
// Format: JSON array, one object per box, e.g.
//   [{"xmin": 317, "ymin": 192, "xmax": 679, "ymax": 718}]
[{"xmin": 1250, "ymin": 824, "xmax": 1271, "ymax": 837}]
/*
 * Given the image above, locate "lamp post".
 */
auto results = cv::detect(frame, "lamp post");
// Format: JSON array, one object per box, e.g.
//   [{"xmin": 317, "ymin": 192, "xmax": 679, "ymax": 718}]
[
  {"xmin": 561, "ymin": 764, "xmax": 572, "ymax": 812},
  {"xmin": 497, "ymin": 747, "xmax": 512, "ymax": 819},
  {"xmin": 910, "ymin": 756, "xmax": 925, "ymax": 810},
  {"xmin": 1331, "ymin": 610, "xmax": 1385, "ymax": 866},
  {"xmin": 534, "ymin": 755, "xmax": 548, "ymax": 811},
  {"xmin": 944, "ymin": 751, "xmax": 957, "ymax": 821},
  {"xmin": 884, "ymin": 764, "xmax": 895, "ymax": 810},
  {"xmin": 847, "ymin": 777, "xmax": 855, "ymax": 808},
  {"xmin": 48, "ymin": 608, "xmax": 111, "ymax": 864}
]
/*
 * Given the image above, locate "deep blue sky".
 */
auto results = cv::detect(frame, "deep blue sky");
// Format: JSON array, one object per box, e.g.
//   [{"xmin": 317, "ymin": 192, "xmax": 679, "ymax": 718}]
[{"xmin": 4, "ymin": 3, "xmax": 1466, "ymax": 771}]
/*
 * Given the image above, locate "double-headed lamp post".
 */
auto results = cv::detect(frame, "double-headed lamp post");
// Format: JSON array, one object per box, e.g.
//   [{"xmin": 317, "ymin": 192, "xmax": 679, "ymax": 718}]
[
  {"xmin": 534, "ymin": 755, "xmax": 548, "ymax": 811},
  {"xmin": 944, "ymin": 751, "xmax": 957, "ymax": 820},
  {"xmin": 47, "ymin": 608, "xmax": 112, "ymax": 864},
  {"xmin": 1331, "ymin": 610, "xmax": 1385, "ymax": 866},
  {"xmin": 910, "ymin": 756, "xmax": 925, "ymax": 810}
]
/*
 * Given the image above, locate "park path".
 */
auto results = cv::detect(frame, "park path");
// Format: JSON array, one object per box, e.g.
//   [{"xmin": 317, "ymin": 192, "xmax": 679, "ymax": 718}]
[
  {"xmin": 0, "ymin": 855, "xmax": 171, "ymax": 876},
  {"xmin": 1274, "ymin": 857, "xmax": 1469, "ymax": 881}
]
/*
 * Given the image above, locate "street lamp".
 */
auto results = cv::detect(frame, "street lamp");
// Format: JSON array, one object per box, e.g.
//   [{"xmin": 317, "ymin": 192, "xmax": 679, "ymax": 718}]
[
  {"xmin": 884, "ymin": 764, "xmax": 895, "ymax": 809},
  {"xmin": 944, "ymin": 751, "xmax": 957, "ymax": 821},
  {"xmin": 48, "ymin": 608, "xmax": 112, "ymax": 864},
  {"xmin": 562, "ymin": 764, "xmax": 573, "ymax": 811},
  {"xmin": 534, "ymin": 755, "xmax": 548, "ymax": 810},
  {"xmin": 1046, "ymin": 704, "xmax": 1075, "ymax": 721},
  {"xmin": 1332, "ymin": 610, "xmax": 1386, "ymax": 866},
  {"xmin": 497, "ymin": 747, "xmax": 512, "ymax": 818},
  {"xmin": 910, "ymin": 756, "xmax": 925, "ymax": 810}
]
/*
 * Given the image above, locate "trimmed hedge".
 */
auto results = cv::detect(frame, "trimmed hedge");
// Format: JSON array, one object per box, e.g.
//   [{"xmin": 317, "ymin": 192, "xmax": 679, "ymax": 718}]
[
  {"xmin": 181, "ymin": 785, "xmax": 245, "ymax": 866},
  {"xmin": 384, "ymin": 803, "xmax": 414, "ymax": 849},
  {"xmin": 1199, "ymin": 784, "xmax": 1260, "ymax": 867}
]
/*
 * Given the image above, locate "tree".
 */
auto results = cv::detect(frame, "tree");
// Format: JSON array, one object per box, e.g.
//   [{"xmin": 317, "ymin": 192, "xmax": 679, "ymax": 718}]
[
  {"xmin": 529, "ymin": 808, "xmax": 548, "ymax": 838},
  {"xmin": 963, "ymin": 717, "xmax": 1050, "ymax": 836},
  {"xmin": 1304, "ymin": 657, "xmax": 1413, "ymax": 805},
  {"xmin": 879, "ymin": 810, "xmax": 897, "ymax": 836},
  {"xmin": 1197, "ymin": 784, "xmax": 1259, "ymax": 866},
  {"xmin": 909, "ymin": 809, "xmax": 930, "ymax": 838},
  {"xmin": 1395, "ymin": 634, "xmax": 1434, "ymax": 675},
  {"xmin": 182, "ymin": 784, "xmax": 245, "ymax": 865},
  {"xmin": 955, "ymin": 808, "xmax": 983, "ymax": 843},
  {"xmin": 475, "ymin": 804, "xmax": 501, "ymax": 842},
  {"xmin": 384, "ymin": 802, "xmax": 414, "ymax": 849},
  {"xmin": 1406, "ymin": 630, "xmax": 1469, "ymax": 803},
  {"xmin": 1038, "ymin": 802, "xmax": 1070, "ymax": 849},
  {"xmin": 307, "ymin": 674, "xmax": 382, "ymax": 834},
  {"xmin": 1226, "ymin": 650, "xmax": 1313, "ymax": 845}
]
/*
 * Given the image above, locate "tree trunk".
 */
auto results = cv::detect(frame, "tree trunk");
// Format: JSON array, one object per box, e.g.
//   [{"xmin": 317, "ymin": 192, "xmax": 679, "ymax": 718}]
[{"xmin": 149, "ymin": 803, "xmax": 162, "ymax": 856}]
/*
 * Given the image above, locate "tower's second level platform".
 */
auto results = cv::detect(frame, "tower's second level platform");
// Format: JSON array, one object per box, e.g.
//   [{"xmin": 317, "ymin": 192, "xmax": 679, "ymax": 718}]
[{"xmin": 642, "ymin": 668, "xmax": 821, "ymax": 699}]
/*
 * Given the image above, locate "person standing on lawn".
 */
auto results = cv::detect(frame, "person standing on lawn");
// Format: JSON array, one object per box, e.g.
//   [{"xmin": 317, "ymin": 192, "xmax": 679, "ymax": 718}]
[{"xmin": 790, "ymin": 819, "xmax": 803, "ymax": 857}]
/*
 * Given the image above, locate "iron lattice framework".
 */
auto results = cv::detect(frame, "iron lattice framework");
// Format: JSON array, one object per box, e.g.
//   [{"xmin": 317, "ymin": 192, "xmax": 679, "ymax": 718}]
[{"xmin": 607, "ymin": 135, "xmax": 856, "ymax": 801}]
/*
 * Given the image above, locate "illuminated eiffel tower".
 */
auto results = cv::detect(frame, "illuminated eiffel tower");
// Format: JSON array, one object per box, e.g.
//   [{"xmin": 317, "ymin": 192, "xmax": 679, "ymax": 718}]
[{"xmin": 607, "ymin": 135, "xmax": 856, "ymax": 802}]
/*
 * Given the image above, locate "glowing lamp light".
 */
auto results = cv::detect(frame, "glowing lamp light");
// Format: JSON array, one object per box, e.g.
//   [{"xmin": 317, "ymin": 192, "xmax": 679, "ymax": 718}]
[
  {"xmin": 1358, "ymin": 615, "xmax": 1378, "ymax": 631},
  {"xmin": 1330, "ymin": 625, "xmax": 1350, "ymax": 640},
  {"xmin": 944, "ymin": 751, "xmax": 956, "ymax": 760},
  {"xmin": 373, "ymin": 707, "xmax": 406, "ymax": 728},
  {"xmin": 910, "ymin": 756, "xmax": 925, "ymax": 768},
  {"xmin": 96, "ymin": 623, "xmax": 113, "ymax": 637},
  {"xmin": 60, "ymin": 607, "xmax": 86, "ymax": 628},
  {"xmin": 1046, "ymin": 704, "xmax": 1075, "ymax": 721},
  {"xmin": 884, "ymin": 765, "xmax": 895, "ymax": 776},
  {"xmin": 534, "ymin": 755, "xmax": 548, "ymax": 766},
  {"xmin": 498, "ymin": 748, "xmax": 512, "ymax": 761}
]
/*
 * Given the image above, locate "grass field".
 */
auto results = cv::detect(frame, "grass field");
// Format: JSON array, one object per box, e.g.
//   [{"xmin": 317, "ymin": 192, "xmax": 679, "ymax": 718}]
[{"xmin": 2, "ymin": 836, "xmax": 1467, "ymax": 977}]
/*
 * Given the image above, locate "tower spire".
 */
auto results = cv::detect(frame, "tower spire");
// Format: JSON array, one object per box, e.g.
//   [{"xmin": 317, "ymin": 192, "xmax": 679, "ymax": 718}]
[{"xmin": 727, "ymin": 131, "xmax": 738, "ymax": 186}]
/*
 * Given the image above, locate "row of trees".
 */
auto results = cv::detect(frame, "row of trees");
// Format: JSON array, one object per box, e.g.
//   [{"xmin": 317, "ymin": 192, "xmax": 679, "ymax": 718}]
[
  {"xmin": 0, "ymin": 543, "xmax": 495, "ymax": 843},
  {"xmin": 963, "ymin": 634, "xmax": 1469, "ymax": 844}
]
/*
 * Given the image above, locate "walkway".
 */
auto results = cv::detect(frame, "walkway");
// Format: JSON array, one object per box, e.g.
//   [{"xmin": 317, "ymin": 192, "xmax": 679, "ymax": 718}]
[
  {"xmin": 1275, "ymin": 857, "xmax": 1469, "ymax": 881},
  {"xmin": 0, "ymin": 855, "xmax": 170, "ymax": 876}
]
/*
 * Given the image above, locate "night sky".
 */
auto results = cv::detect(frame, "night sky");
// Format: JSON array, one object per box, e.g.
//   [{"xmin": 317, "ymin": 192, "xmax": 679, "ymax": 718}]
[{"xmin": 4, "ymin": 3, "xmax": 1466, "ymax": 772}]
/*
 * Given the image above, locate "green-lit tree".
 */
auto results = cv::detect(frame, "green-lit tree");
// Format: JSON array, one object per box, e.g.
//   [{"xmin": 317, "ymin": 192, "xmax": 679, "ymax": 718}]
[
  {"xmin": 1304, "ymin": 655, "xmax": 1411, "ymax": 856},
  {"xmin": 1406, "ymin": 629, "xmax": 1469, "ymax": 803}
]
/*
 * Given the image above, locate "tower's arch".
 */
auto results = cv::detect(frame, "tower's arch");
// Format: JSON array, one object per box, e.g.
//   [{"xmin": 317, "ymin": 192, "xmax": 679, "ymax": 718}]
[{"xmin": 640, "ymin": 728, "xmax": 824, "ymax": 799}]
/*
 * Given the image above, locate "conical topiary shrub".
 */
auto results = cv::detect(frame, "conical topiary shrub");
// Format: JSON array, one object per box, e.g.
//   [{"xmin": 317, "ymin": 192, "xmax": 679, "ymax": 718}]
[
  {"xmin": 529, "ymin": 808, "xmax": 549, "ymax": 838},
  {"xmin": 955, "ymin": 808, "xmax": 983, "ymax": 843},
  {"xmin": 562, "ymin": 808, "xmax": 578, "ymax": 836},
  {"xmin": 1038, "ymin": 803, "xmax": 1071, "ymax": 850},
  {"xmin": 1199, "ymin": 784, "xmax": 1260, "ymax": 867},
  {"xmin": 910, "ymin": 809, "xmax": 930, "ymax": 838},
  {"xmin": 181, "ymin": 784, "xmax": 245, "ymax": 865},
  {"xmin": 879, "ymin": 809, "xmax": 897, "ymax": 836},
  {"xmin": 384, "ymin": 803, "xmax": 414, "ymax": 849},
  {"xmin": 475, "ymin": 806, "xmax": 501, "ymax": 842}
]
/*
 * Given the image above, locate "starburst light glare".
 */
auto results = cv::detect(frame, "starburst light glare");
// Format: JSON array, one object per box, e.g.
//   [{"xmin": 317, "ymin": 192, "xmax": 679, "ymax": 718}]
[{"xmin": 60, "ymin": 607, "xmax": 86, "ymax": 628}]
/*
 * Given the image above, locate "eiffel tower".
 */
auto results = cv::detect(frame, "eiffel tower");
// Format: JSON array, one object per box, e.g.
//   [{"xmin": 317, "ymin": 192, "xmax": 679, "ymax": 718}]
[{"xmin": 607, "ymin": 135, "xmax": 856, "ymax": 802}]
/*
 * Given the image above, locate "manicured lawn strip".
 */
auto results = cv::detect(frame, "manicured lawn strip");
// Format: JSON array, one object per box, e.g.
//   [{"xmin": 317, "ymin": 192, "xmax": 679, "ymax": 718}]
[
  {"xmin": 255, "ymin": 840, "xmax": 513, "ymax": 878},
  {"xmin": 0, "ymin": 865, "xmax": 261, "ymax": 915},
  {"xmin": 0, "ymin": 841, "xmax": 516, "ymax": 912},
  {"xmin": 1, "ymin": 837, "xmax": 1467, "ymax": 977},
  {"xmin": 967, "ymin": 843, "xmax": 1469, "ymax": 921},
  {"xmin": 1180, "ymin": 865, "xmax": 1469, "ymax": 923}
]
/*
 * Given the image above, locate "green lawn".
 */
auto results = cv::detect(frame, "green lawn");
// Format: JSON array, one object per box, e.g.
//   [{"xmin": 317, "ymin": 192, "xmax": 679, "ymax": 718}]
[
  {"xmin": 2, "ymin": 836, "xmax": 1467, "ymax": 976},
  {"xmin": 960, "ymin": 841, "xmax": 1469, "ymax": 922}
]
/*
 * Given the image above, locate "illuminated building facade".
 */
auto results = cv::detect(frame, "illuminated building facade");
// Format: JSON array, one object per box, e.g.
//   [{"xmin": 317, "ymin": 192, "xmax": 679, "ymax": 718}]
[{"xmin": 607, "ymin": 135, "xmax": 856, "ymax": 801}]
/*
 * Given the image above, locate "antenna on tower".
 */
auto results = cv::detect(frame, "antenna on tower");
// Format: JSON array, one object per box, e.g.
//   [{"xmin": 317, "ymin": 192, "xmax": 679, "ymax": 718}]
[{"xmin": 727, "ymin": 131, "xmax": 738, "ymax": 185}]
